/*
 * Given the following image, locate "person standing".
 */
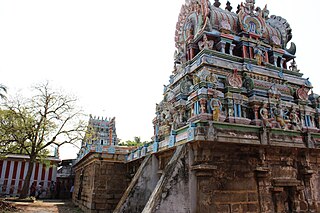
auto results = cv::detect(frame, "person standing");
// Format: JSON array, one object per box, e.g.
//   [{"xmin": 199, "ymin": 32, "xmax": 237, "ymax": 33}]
[
  {"xmin": 49, "ymin": 181, "xmax": 56, "ymax": 199},
  {"xmin": 70, "ymin": 184, "xmax": 74, "ymax": 199},
  {"xmin": 36, "ymin": 182, "xmax": 43, "ymax": 199},
  {"xmin": 55, "ymin": 181, "xmax": 61, "ymax": 199},
  {"xmin": 30, "ymin": 182, "xmax": 36, "ymax": 197}
]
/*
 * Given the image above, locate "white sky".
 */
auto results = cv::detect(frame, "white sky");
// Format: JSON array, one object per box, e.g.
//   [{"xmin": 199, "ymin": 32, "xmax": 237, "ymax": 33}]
[{"xmin": 0, "ymin": 0, "xmax": 319, "ymax": 160}]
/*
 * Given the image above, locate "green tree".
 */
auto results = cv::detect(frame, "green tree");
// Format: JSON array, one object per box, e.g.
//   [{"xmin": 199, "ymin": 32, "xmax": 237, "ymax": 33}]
[
  {"xmin": 134, "ymin": 136, "xmax": 141, "ymax": 143},
  {"xmin": 0, "ymin": 82, "xmax": 86, "ymax": 198},
  {"xmin": 119, "ymin": 136, "xmax": 150, "ymax": 147}
]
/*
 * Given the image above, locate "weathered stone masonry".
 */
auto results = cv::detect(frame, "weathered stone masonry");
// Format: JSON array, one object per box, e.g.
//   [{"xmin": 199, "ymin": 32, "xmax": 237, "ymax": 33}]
[
  {"xmin": 73, "ymin": 153, "xmax": 128, "ymax": 213},
  {"xmin": 73, "ymin": 125, "xmax": 320, "ymax": 212}
]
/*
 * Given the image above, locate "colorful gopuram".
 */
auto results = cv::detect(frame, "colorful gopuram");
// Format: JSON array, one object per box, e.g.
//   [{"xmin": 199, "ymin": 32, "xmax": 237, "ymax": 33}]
[
  {"xmin": 73, "ymin": 1, "xmax": 320, "ymax": 212},
  {"xmin": 76, "ymin": 115, "xmax": 118, "ymax": 160},
  {"xmin": 122, "ymin": 1, "xmax": 320, "ymax": 212},
  {"xmin": 154, "ymin": 0, "xmax": 317, "ymax": 141}
]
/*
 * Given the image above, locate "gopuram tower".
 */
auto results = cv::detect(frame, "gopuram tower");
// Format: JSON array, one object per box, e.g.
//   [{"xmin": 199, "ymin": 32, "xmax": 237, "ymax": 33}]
[
  {"xmin": 118, "ymin": 1, "xmax": 320, "ymax": 212},
  {"xmin": 74, "ymin": 1, "xmax": 320, "ymax": 213}
]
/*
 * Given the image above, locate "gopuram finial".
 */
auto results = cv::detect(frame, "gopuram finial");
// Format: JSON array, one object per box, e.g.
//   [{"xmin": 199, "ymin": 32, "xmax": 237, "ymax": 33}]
[
  {"xmin": 262, "ymin": 4, "xmax": 269, "ymax": 19},
  {"xmin": 236, "ymin": 4, "xmax": 241, "ymax": 14},
  {"xmin": 245, "ymin": 0, "xmax": 255, "ymax": 5},
  {"xmin": 214, "ymin": 0, "xmax": 221, "ymax": 8},
  {"xmin": 244, "ymin": 0, "xmax": 256, "ymax": 14},
  {"xmin": 225, "ymin": 1, "xmax": 232, "ymax": 12}
]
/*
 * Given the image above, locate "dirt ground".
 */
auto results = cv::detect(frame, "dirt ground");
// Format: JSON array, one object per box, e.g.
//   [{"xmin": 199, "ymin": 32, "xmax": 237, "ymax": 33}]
[{"xmin": 5, "ymin": 200, "xmax": 83, "ymax": 213}]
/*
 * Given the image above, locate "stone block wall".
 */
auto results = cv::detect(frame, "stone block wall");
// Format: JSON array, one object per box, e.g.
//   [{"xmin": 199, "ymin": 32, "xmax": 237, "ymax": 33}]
[
  {"xmin": 73, "ymin": 153, "xmax": 129, "ymax": 213},
  {"xmin": 73, "ymin": 160, "xmax": 95, "ymax": 210},
  {"xmin": 194, "ymin": 144, "xmax": 260, "ymax": 213},
  {"xmin": 115, "ymin": 156, "xmax": 156, "ymax": 213},
  {"xmin": 92, "ymin": 161, "xmax": 128, "ymax": 212},
  {"xmin": 73, "ymin": 143, "xmax": 320, "ymax": 213},
  {"xmin": 191, "ymin": 143, "xmax": 320, "ymax": 213},
  {"xmin": 149, "ymin": 145, "xmax": 191, "ymax": 213}
]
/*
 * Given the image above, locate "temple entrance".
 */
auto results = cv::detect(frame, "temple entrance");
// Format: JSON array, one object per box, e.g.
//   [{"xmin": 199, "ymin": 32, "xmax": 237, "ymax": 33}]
[{"xmin": 273, "ymin": 186, "xmax": 296, "ymax": 213}]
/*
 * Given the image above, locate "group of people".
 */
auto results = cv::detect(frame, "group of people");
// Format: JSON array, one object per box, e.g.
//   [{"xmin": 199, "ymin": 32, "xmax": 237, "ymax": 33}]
[{"xmin": 30, "ymin": 180, "xmax": 63, "ymax": 199}]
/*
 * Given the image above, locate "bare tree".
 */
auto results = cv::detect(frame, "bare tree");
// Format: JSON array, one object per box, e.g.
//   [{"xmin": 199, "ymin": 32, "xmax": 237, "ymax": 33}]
[
  {"xmin": 0, "ymin": 84, "xmax": 7, "ymax": 100},
  {"xmin": 0, "ymin": 82, "xmax": 86, "ymax": 198}
]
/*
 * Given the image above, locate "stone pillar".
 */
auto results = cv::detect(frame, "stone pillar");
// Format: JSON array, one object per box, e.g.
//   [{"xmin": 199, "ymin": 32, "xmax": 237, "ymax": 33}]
[
  {"xmin": 273, "ymin": 56, "xmax": 279, "ymax": 67},
  {"xmin": 199, "ymin": 99, "xmax": 207, "ymax": 114},
  {"xmin": 311, "ymin": 115, "xmax": 315, "ymax": 127},
  {"xmin": 191, "ymin": 103, "xmax": 195, "ymax": 116},
  {"xmin": 226, "ymin": 98, "xmax": 233, "ymax": 118},
  {"xmin": 255, "ymin": 166, "xmax": 274, "ymax": 213},
  {"xmin": 230, "ymin": 43, "xmax": 236, "ymax": 55},
  {"xmin": 188, "ymin": 144, "xmax": 197, "ymax": 213},
  {"xmin": 217, "ymin": 41, "xmax": 226, "ymax": 54},
  {"xmin": 265, "ymin": 52, "xmax": 269, "ymax": 63},
  {"xmin": 315, "ymin": 113, "xmax": 320, "ymax": 129},
  {"xmin": 151, "ymin": 155, "xmax": 160, "ymax": 185},
  {"xmin": 251, "ymin": 105, "xmax": 263, "ymax": 126},
  {"xmin": 280, "ymin": 58, "xmax": 286, "ymax": 69},
  {"xmin": 300, "ymin": 153, "xmax": 316, "ymax": 212},
  {"xmin": 249, "ymin": 47, "xmax": 254, "ymax": 59},
  {"xmin": 253, "ymin": 105, "xmax": 259, "ymax": 119},
  {"xmin": 243, "ymin": 45, "xmax": 248, "ymax": 58}
]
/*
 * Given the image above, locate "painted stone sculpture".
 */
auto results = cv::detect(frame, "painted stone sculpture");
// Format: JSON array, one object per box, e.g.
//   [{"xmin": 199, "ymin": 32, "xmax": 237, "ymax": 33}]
[
  {"xmin": 198, "ymin": 34, "xmax": 213, "ymax": 50},
  {"xmin": 289, "ymin": 107, "xmax": 302, "ymax": 131},
  {"xmin": 153, "ymin": 0, "xmax": 318, "ymax": 138},
  {"xmin": 260, "ymin": 103, "xmax": 272, "ymax": 127},
  {"xmin": 273, "ymin": 104, "xmax": 288, "ymax": 129},
  {"xmin": 210, "ymin": 91, "xmax": 222, "ymax": 121}
]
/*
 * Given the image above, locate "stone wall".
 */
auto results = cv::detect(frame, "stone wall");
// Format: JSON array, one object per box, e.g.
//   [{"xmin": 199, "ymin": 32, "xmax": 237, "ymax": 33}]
[
  {"xmin": 114, "ymin": 155, "xmax": 156, "ymax": 213},
  {"xmin": 115, "ymin": 142, "xmax": 320, "ymax": 213},
  {"xmin": 191, "ymin": 143, "xmax": 320, "ymax": 213},
  {"xmin": 193, "ymin": 143, "xmax": 260, "ymax": 213},
  {"xmin": 147, "ymin": 145, "xmax": 191, "ymax": 213},
  {"xmin": 73, "ymin": 153, "xmax": 128, "ymax": 213},
  {"xmin": 73, "ymin": 142, "xmax": 320, "ymax": 213}
]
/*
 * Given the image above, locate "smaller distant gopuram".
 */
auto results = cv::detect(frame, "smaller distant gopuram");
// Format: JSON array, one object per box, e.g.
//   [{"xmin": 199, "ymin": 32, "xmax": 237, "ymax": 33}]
[
  {"xmin": 77, "ymin": 115, "xmax": 118, "ymax": 159},
  {"xmin": 73, "ymin": 115, "xmax": 132, "ymax": 212}
]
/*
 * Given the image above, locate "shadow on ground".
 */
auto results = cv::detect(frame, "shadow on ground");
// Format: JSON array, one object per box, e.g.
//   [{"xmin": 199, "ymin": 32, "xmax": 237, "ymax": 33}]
[{"xmin": 7, "ymin": 199, "xmax": 83, "ymax": 213}]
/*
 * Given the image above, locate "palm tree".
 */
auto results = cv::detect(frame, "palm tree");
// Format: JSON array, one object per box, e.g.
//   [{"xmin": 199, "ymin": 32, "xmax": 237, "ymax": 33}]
[{"xmin": 0, "ymin": 84, "xmax": 7, "ymax": 99}]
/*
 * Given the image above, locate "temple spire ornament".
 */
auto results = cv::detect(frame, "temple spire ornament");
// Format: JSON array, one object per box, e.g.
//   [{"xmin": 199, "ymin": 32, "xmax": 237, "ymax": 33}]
[
  {"xmin": 225, "ymin": 1, "xmax": 232, "ymax": 12},
  {"xmin": 289, "ymin": 59, "xmax": 299, "ymax": 72},
  {"xmin": 243, "ymin": 0, "xmax": 256, "ymax": 15},
  {"xmin": 214, "ymin": 0, "xmax": 221, "ymax": 8},
  {"xmin": 236, "ymin": 4, "xmax": 241, "ymax": 14},
  {"xmin": 198, "ymin": 34, "xmax": 214, "ymax": 50}
]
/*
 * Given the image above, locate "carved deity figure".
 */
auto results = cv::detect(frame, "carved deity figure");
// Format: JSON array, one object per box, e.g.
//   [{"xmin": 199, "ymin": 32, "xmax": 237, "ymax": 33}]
[
  {"xmin": 289, "ymin": 59, "xmax": 298, "ymax": 71},
  {"xmin": 260, "ymin": 103, "xmax": 272, "ymax": 127},
  {"xmin": 210, "ymin": 92, "xmax": 222, "ymax": 121},
  {"xmin": 185, "ymin": 17, "xmax": 194, "ymax": 40},
  {"xmin": 172, "ymin": 110, "xmax": 180, "ymax": 130},
  {"xmin": 193, "ymin": 74, "xmax": 201, "ymax": 85},
  {"xmin": 268, "ymin": 84, "xmax": 281, "ymax": 100},
  {"xmin": 198, "ymin": 34, "xmax": 214, "ymax": 50},
  {"xmin": 273, "ymin": 104, "xmax": 288, "ymax": 129},
  {"xmin": 174, "ymin": 46, "xmax": 187, "ymax": 65},
  {"xmin": 244, "ymin": 0, "xmax": 256, "ymax": 14},
  {"xmin": 289, "ymin": 107, "xmax": 301, "ymax": 131},
  {"xmin": 194, "ymin": 2, "xmax": 204, "ymax": 36},
  {"xmin": 206, "ymin": 72, "xmax": 217, "ymax": 84},
  {"xmin": 254, "ymin": 44, "xmax": 265, "ymax": 66}
]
